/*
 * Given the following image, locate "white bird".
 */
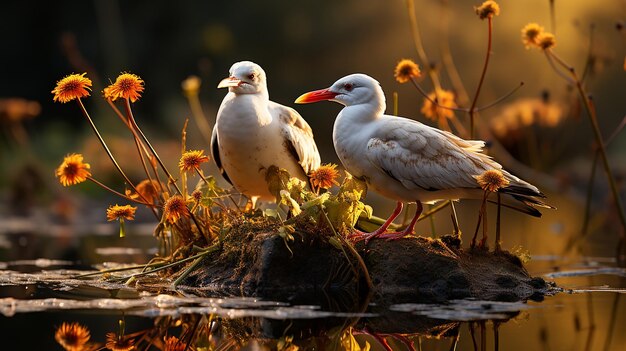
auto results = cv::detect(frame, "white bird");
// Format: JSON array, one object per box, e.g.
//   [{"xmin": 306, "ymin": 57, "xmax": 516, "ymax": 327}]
[
  {"xmin": 295, "ymin": 73, "xmax": 550, "ymax": 243},
  {"xmin": 212, "ymin": 61, "xmax": 321, "ymax": 201}
]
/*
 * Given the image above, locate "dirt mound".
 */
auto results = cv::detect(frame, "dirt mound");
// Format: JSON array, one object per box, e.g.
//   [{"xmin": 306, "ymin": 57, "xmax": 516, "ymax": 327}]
[{"xmin": 184, "ymin": 222, "xmax": 550, "ymax": 304}]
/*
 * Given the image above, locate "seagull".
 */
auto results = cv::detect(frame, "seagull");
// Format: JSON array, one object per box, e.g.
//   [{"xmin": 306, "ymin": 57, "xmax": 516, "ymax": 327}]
[
  {"xmin": 295, "ymin": 73, "xmax": 551, "ymax": 243},
  {"xmin": 212, "ymin": 61, "xmax": 321, "ymax": 201}
]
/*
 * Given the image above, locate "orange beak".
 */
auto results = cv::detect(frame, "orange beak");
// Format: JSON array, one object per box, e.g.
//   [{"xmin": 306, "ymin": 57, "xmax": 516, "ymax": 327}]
[
  {"xmin": 294, "ymin": 88, "xmax": 338, "ymax": 104},
  {"xmin": 217, "ymin": 76, "xmax": 242, "ymax": 88}
]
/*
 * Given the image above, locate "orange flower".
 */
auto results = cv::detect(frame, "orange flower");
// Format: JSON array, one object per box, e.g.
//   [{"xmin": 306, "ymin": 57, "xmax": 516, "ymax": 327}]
[
  {"xmin": 521, "ymin": 23, "xmax": 544, "ymax": 49},
  {"xmin": 134, "ymin": 179, "xmax": 161, "ymax": 204},
  {"xmin": 55, "ymin": 322, "xmax": 91, "ymax": 351},
  {"xmin": 421, "ymin": 89, "xmax": 457, "ymax": 123},
  {"xmin": 105, "ymin": 73, "xmax": 145, "ymax": 102},
  {"xmin": 309, "ymin": 164, "xmax": 340, "ymax": 191},
  {"xmin": 191, "ymin": 189, "xmax": 203, "ymax": 203},
  {"xmin": 475, "ymin": 169, "xmax": 509, "ymax": 192},
  {"xmin": 475, "ymin": 1, "xmax": 500, "ymax": 20},
  {"xmin": 179, "ymin": 150, "xmax": 210, "ymax": 173},
  {"xmin": 56, "ymin": 153, "xmax": 92, "ymax": 186},
  {"xmin": 536, "ymin": 32, "xmax": 556, "ymax": 50},
  {"xmin": 52, "ymin": 73, "xmax": 92, "ymax": 103},
  {"xmin": 106, "ymin": 204, "xmax": 137, "ymax": 221},
  {"xmin": 164, "ymin": 336, "xmax": 185, "ymax": 351},
  {"xmin": 105, "ymin": 332, "xmax": 135, "ymax": 351},
  {"xmin": 394, "ymin": 59, "xmax": 421, "ymax": 84},
  {"xmin": 163, "ymin": 195, "xmax": 190, "ymax": 224}
]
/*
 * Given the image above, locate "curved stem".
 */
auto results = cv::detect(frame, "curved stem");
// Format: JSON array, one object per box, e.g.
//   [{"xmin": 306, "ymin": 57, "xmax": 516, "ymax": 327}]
[
  {"xmin": 469, "ymin": 17, "xmax": 493, "ymax": 139},
  {"xmin": 409, "ymin": 78, "xmax": 466, "ymax": 113},
  {"xmin": 123, "ymin": 99, "xmax": 207, "ymax": 238},
  {"xmin": 87, "ymin": 176, "xmax": 155, "ymax": 207},
  {"xmin": 76, "ymin": 98, "xmax": 159, "ymax": 218},
  {"xmin": 476, "ymin": 82, "xmax": 524, "ymax": 112},
  {"xmin": 545, "ymin": 49, "xmax": 626, "ymax": 233},
  {"xmin": 405, "ymin": 0, "xmax": 442, "ymax": 90}
]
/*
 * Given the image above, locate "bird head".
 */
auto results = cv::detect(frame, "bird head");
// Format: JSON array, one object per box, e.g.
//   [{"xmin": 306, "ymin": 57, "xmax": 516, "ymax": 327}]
[
  {"xmin": 295, "ymin": 73, "xmax": 384, "ymax": 108},
  {"xmin": 218, "ymin": 61, "xmax": 267, "ymax": 95}
]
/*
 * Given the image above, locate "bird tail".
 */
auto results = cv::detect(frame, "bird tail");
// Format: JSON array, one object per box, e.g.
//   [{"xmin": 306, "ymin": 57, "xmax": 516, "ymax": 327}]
[{"xmin": 494, "ymin": 184, "xmax": 555, "ymax": 218}]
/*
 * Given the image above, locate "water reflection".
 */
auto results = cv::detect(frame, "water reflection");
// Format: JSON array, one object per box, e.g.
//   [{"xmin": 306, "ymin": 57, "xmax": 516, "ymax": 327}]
[{"xmin": 0, "ymin": 256, "xmax": 622, "ymax": 350}]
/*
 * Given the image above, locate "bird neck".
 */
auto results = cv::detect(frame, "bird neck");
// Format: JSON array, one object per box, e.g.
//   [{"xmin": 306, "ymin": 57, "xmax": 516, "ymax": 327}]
[{"xmin": 341, "ymin": 95, "xmax": 386, "ymax": 123}]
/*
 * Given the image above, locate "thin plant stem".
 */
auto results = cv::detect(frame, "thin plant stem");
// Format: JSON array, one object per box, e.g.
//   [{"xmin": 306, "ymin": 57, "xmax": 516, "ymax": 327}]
[
  {"xmin": 545, "ymin": 49, "xmax": 626, "ymax": 233},
  {"xmin": 107, "ymin": 98, "xmax": 164, "ymax": 197},
  {"xmin": 320, "ymin": 205, "xmax": 373, "ymax": 290},
  {"xmin": 475, "ymin": 82, "xmax": 525, "ymax": 112},
  {"xmin": 124, "ymin": 99, "xmax": 179, "ymax": 192},
  {"xmin": 581, "ymin": 24, "xmax": 595, "ymax": 83},
  {"xmin": 73, "ymin": 260, "xmax": 168, "ymax": 279},
  {"xmin": 124, "ymin": 99, "xmax": 208, "ymax": 238},
  {"xmin": 581, "ymin": 153, "xmax": 599, "ymax": 237},
  {"xmin": 450, "ymin": 201, "xmax": 461, "ymax": 237},
  {"xmin": 549, "ymin": 0, "xmax": 556, "ymax": 34},
  {"xmin": 186, "ymin": 92, "xmax": 212, "ymax": 143},
  {"xmin": 112, "ymin": 244, "xmax": 220, "ymax": 282},
  {"xmin": 76, "ymin": 98, "xmax": 158, "ymax": 218},
  {"xmin": 405, "ymin": 0, "xmax": 442, "ymax": 90},
  {"xmin": 171, "ymin": 254, "xmax": 205, "ymax": 288},
  {"xmin": 469, "ymin": 17, "xmax": 493, "ymax": 139},
  {"xmin": 87, "ymin": 177, "xmax": 154, "ymax": 207},
  {"xmin": 409, "ymin": 78, "xmax": 466, "ymax": 113},
  {"xmin": 439, "ymin": 0, "xmax": 470, "ymax": 107},
  {"xmin": 472, "ymin": 192, "xmax": 488, "ymax": 248},
  {"xmin": 495, "ymin": 192, "xmax": 502, "ymax": 251}
]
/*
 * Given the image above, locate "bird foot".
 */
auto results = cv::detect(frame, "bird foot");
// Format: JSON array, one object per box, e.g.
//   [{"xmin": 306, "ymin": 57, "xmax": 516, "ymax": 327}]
[
  {"xmin": 348, "ymin": 229, "xmax": 412, "ymax": 244},
  {"xmin": 377, "ymin": 230, "xmax": 412, "ymax": 241},
  {"xmin": 348, "ymin": 230, "xmax": 389, "ymax": 245}
]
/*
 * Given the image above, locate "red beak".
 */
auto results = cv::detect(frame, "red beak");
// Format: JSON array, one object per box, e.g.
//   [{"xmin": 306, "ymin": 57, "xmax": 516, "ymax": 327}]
[{"xmin": 294, "ymin": 88, "xmax": 338, "ymax": 104}]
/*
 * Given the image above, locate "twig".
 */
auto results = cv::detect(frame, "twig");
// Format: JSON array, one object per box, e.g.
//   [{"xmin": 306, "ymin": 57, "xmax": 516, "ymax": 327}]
[{"xmin": 468, "ymin": 17, "xmax": 493, "ymax": 138}]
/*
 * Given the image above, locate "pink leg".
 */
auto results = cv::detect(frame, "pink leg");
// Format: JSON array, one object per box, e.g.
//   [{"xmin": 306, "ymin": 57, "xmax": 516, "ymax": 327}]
[
  {"xmin": 349, "ymin": 201, "xmax": 403, "ymax": 244},
  {"xmin": 377, "ymin": 202, "xmax": 423, "ymax": 240}
]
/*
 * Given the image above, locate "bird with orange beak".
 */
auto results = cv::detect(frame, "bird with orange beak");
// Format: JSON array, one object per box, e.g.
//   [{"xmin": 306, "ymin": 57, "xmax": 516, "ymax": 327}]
[{"xmin": 295, "ymin": 73, "xmax": 551, "ymax": 243}]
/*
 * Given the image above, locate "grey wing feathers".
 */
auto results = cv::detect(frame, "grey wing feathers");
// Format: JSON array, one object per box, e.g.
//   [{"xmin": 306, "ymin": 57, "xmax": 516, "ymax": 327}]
[
  {"xmin": 211, "ymin": 126, "xmax": 232, "ymax": 185},
  {"xmin": 273, "ymin": 102, "xmax": 321, "ymax": 174},
  {"xmin": 366, "ymin": 118, "xmax": 552, "ymax": 214}
]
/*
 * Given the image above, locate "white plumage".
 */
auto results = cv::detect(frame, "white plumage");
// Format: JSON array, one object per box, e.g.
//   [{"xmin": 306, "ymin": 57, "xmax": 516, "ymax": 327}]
[
  {"xmin": 296, "ymin": 73, "xmax": 549, "ymax": 242},
  {"xmin": 212, "ymin": 61, "xmax": 320, "ymax": 201}
]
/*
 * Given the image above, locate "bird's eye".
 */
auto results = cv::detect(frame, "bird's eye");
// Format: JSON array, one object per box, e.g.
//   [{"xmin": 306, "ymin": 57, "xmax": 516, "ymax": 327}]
[
  {"xmin": 248, "ymin": 73, "xmax": 256, "ymax": 80},
  {"xmin": 344, "ymin": 83, "xmax": 353, "ymax": 91}
]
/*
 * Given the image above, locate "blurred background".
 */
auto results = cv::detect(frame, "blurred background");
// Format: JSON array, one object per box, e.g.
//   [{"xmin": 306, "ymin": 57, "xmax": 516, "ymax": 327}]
[
  {"xmin": 0, "ymin": 0, "xmax": 625, "ymax": 262},
  {"xmin": 1, "ymin": 1, "xmax": 626, "ymax": 350}
]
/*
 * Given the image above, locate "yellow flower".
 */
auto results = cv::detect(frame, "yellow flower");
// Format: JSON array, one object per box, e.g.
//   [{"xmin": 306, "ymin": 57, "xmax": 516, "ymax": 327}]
[
  {"xmin": 309, "ymin": 164, "xmax": 340, "ymax": 190},
  {"xmin": 181, "ymin": 75, "xmax": 201, "ymax": 96},
  {"xmin": 55, "ymin": 322, "xmax": 91, "ymax": 351},
  {"xmin": 163, "ymin": 195, "xmax": 190, "ymax": 224},
  {"xmin": 134, "ymin": 179, "xmax": 161, "ymax": 205},
  {"xmin": 56, "ymin": 153, "xmax": 92, "ymax": 186},
  {"xmin": 475, "ymin": 169, "xmax": 510, "ymax": 192},
  {"xmin": 394, "ymin": 59, "xmax": 421, "ymax": 83},
  {"xmin": 106, "ymin": 204, "xmax": 137, "ymax": 221},
  {"xmin": 179, "ymin": 150, "xmax": 210, "ymax": 173},
  {"xmin": 164, "ymin": 336, "xmax": 186, "ymax": 351},
  {"xmin": 52, "ymin": 73, "xmax": 92, "ymax": 103},
  {"xmin": 475, "ymin": 1, "xmax": 500, "ymax": 20},
  {"xmin": 105, "ymin": 332, "xmax": 135, "ymax": 351},
  {"xmin": 537, "ymin": 32, "xmax": 556, "ymax": 50},
  {"xmin": 521, "ymin": 23, "xmax": 544, "ymax": 48},
  {"xmin": 105, "ymin": 73, "xmax": 145, "ymax": 102},
  {"xmin": 420, "ymin": 89, "xmax": 457, "ymax": 123}
]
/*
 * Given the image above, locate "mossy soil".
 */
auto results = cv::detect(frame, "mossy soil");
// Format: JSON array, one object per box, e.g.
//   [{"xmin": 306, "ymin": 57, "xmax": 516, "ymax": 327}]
[{"xmin": 183, "ymin": 218, "xmax": 551, "ymax": 305}]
